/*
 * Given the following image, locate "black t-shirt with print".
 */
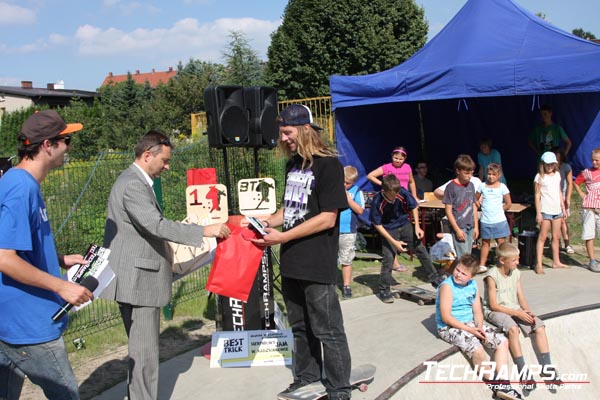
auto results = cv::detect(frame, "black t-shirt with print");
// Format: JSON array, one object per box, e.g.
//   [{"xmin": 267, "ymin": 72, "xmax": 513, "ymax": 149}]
[{"xmin": 280, "ymin": 154, "xmax": 348, "ymax": 284}]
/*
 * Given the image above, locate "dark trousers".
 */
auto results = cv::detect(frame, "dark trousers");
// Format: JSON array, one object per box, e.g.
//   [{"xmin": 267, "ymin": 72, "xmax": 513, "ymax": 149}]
[
  {"xmin": 282, "ymin": 277, "xmax": 352, "ymax": 399},
  {"xmin": 380, "ymin": 223, "xmax": 438, "ymax": 290}
]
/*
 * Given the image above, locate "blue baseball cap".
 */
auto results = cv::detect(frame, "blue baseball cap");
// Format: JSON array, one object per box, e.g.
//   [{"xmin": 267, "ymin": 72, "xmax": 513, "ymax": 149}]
[{"xmin": 277, "ymin": 104, "xmax": 323, "ymax": 131}]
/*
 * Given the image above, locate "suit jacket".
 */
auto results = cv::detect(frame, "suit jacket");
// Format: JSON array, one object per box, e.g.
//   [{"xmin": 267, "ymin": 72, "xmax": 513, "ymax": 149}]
[{"xmin": 101, "ymin": 164, "xmax": 205, "ymax": 307}]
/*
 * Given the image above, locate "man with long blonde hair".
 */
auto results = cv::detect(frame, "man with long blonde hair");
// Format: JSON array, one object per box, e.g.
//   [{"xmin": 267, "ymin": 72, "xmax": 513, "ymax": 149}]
[{"xmin": 257, "ymin": 104, "xmax": 352, "ymax": 399}]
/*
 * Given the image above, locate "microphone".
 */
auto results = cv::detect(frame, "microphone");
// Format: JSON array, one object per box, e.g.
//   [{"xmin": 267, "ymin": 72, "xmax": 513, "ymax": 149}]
[{"xmin": 51, "ymin": 276, "xmax": 99, "ymax": 322}]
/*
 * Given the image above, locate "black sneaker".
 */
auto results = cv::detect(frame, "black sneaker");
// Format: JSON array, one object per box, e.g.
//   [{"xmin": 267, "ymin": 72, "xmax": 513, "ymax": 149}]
[
  {"xmin": 430, "ymin": 274, "xmax": 446, "ymax": 289},
  {"xmin": 278, "ymin": 381, "xmax": 308, "ymax": 396},
  {"xmin": 540, "ymin": 367, "xmax": 564, "ymax": 386},
  {"xmin": 378, "ymin": 288, "xmax": 394, "ymax": 303},
  {"xmin": 342, "ymin": 285, "xmax": 352, "ymax": 299}
]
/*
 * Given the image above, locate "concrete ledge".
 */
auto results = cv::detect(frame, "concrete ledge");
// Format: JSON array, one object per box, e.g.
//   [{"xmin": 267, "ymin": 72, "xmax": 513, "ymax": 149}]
[{"xmin": 382, "ymin": 304, "xmax": 600, "ymax": 400}]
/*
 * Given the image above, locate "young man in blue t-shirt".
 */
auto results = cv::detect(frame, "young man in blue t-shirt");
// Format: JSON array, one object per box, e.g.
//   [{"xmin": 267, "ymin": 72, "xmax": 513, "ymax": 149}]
[{"xmin": 0, "ymin": 110, "xmax": 92, "ymax": 399}]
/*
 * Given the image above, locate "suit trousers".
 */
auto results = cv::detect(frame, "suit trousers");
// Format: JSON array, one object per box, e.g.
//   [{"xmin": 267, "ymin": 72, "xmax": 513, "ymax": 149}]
[{"xmin": 119, "ymin": 303, "xmax": 160, "ymax": 400}]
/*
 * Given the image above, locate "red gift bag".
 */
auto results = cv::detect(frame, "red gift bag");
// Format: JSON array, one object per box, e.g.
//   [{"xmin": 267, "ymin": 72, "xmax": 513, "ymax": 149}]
[{"xmin": 205, "ymin": 224, "xmax": 264, "ymax": 302}]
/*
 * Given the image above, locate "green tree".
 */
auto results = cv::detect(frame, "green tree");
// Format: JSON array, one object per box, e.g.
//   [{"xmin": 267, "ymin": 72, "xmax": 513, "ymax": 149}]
[
  {"xmin": 0, "ymin": 107, "xmax": 35, "ymax": 157},
  {"xmin": 96, "ymin": 73, "xmax": 150, "ymax": 151},
  {"xmin": 149, "ymin": 59, "xmax": 226, "ymax": 136},
  {"xmin": 266, "ymin": 0, "xmax": 428, "ymax": 99},
  {"xmin": 222, "ymin": 31, "xmax": 265, "ymax": 86},
  {"xmin": 60, "ymin": 98, "xmax": 105, "ymax": 158},
  {"xmin": 572, "ymin": 28, "xmax": 597, "ymax": 40}
]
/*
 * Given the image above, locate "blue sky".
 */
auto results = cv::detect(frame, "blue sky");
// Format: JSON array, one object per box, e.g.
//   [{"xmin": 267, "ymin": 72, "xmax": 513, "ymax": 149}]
[{"xmin": 1, "ymin": 0, "xmax": 598, "ymax": 92}]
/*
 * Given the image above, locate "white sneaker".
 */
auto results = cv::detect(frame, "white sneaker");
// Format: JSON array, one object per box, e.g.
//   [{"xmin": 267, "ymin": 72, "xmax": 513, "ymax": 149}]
[
  {"xmin": 478, "ymin": 265, "xmax": 488, "ymax": 274},
  {"xmin": 565, "ymin": 245, "xmax": 575, "ymax": 254}
]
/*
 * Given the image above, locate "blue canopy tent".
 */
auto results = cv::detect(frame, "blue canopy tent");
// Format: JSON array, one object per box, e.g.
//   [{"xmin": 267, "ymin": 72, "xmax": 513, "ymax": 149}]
[{"xmin": 330, "ymin": 0, "xmax": 600, "ymax": 190}]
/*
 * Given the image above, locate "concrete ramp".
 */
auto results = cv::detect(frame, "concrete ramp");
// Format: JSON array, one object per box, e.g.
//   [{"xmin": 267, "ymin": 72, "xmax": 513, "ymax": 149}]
[{"xmin": 390, "ymin": 306, "xmax": 600, "ymax": 399}]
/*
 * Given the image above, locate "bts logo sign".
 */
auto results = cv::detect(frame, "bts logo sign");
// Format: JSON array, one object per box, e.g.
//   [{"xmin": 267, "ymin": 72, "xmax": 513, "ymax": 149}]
[{"xmin": 237, "ymin": 178, "xmax": 276, "ymax": 216}]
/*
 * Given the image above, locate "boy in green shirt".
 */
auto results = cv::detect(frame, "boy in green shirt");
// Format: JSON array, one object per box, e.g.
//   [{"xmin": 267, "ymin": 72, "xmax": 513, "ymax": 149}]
[{"xmin": 483, "ymin": 242, "xmax": 562, "ymax": 391}]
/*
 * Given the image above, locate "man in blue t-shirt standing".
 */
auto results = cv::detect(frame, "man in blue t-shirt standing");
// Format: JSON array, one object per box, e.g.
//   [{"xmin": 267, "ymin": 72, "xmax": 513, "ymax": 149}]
[
  {"xmin": 0, "ymin": 110, "xmax": 93, "ymax": 399},
  {"xmin": 254, "ymin": 104, "xmax": 352, "ymax": 400}
]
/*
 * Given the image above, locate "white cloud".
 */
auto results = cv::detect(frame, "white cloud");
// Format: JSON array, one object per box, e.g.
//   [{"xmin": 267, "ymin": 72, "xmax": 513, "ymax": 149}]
[
  {"xmin": 74, "ymin": 17, "xmax": 281, "ymax": 62},
  {"xmin": 49, "ymin": 33, "xmax": 70, "ymax": 45},
  {"xmin": 0, "ymin": 2, "xmax": 36, "ymax": 25},
  {"xmin": 0, "ymin": 38, "xmax": 49, "ymax": 54}
]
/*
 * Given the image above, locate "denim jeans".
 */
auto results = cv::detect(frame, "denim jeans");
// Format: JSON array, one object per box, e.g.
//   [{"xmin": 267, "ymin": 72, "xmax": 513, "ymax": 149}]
[
  {"xmin": 0, "ymin": 349, "xmax": 24, "ymax": 400},
  {"xmin": 380, "ymin": 223, "xmax": 439, "ymax": 290},
  {"xmin": 282, "ymin": 277, "xmax": 352, "ymax": 399},
  {"xmin": 452, "ymin": 226, "xmax": 474, "ymax": 258},
  {"xmin": 0, "ymin": 337, "xmax": 79, "ymax": 400}
]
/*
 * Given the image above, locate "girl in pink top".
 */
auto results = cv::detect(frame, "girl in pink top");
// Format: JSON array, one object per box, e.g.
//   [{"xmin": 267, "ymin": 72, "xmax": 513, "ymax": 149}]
[{"xmin": 367, "ymin": 146, "xmax": 418, "ymax": 200}]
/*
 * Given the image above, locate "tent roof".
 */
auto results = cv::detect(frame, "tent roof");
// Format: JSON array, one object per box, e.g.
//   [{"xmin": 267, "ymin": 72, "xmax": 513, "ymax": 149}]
[{"xmin": 330, "ymin": 0, "xmax": 600, "ymax": 110}]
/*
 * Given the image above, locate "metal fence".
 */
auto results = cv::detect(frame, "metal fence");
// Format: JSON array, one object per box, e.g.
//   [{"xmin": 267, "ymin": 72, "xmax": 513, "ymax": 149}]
[
  {"xmin": 16, "ymin": 96, "xmax": 333, "ymax": 338},
  {"xmin": 44, "ymin": 140, "xmax": 289, "ymax": 337}
]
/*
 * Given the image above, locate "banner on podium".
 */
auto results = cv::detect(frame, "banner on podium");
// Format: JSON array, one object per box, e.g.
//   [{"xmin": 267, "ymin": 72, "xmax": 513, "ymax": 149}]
[{"xmin": 210, "ymin": 329, "xmax": 293, "ymax": 368}]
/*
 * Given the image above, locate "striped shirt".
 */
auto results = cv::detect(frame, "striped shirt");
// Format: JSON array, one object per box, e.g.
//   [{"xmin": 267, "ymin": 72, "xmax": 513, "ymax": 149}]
[{"xmin": 575, "ymin": 168, "xmax": 600, "ymax": 209}]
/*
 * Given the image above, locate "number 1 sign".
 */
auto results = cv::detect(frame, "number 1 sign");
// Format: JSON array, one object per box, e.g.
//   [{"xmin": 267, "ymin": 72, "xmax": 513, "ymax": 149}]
[{"xmin": 186, "ymin": 184, "xmax": 229, "ymax": 222}]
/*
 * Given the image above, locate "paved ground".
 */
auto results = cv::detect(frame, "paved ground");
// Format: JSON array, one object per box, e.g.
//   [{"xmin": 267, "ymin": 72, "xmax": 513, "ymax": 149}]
[{"xmin": 94, "ymin": 264, "xmax": 600, "ymax": 400}]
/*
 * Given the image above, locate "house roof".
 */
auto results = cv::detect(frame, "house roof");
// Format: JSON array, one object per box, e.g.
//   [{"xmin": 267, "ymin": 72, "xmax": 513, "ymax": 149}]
[
  {"xmin": 0, "ymin": 86, "xmax": 98, "ymax": 99},
  {"xmin": 101, "ymin": 68, "xmax": 177, "ymax": 87}
]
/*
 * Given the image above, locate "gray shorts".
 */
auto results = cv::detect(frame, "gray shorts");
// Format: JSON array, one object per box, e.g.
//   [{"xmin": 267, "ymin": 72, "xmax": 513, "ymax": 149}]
[
  {"xmin": 437, "ymin": 321, "xmax": 507, "ymax": 359},
  {"xmin": 338, "ymin": 233, "xmax": 357, "ymax": 265},
  {"xmin": 486, "ymin": 311, "xmax": 545, "ymax": 337},
  {"xmin": 581, "ymin": 208, "xmax": 600, "ymax": 241}
]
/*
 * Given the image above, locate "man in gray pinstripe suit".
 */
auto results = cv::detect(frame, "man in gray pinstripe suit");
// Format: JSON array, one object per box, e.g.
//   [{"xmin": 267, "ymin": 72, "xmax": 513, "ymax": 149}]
[{"xmin": 101, "ymin": 130, "xmax": 230, "ymax": 400}]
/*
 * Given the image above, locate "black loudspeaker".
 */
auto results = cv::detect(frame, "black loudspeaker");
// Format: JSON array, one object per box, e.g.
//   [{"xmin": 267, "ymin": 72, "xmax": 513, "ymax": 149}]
[
  {"xmin": 203, "ymin": 86, "xmax": 250, "ymax": 148},
  {"xmin": 0, "ymin": 157, "xmax": 12, "ymax": 178},
  {"xmin": 245, "ymin": 86, "xmax": 279, "ymax": 148}
]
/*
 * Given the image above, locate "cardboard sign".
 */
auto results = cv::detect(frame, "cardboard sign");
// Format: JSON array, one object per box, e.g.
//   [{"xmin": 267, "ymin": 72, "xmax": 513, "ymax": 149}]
[
  {"xmin": 237, "ymin": 178, "xmax": 276, "ymax": 216},
  {"xmin": 210, "ymin": 329, "xmax": 293, "ymax": 368},
  {"xmin": 186, "ymin": 184, "xmax": 228, "ymax": 222}
]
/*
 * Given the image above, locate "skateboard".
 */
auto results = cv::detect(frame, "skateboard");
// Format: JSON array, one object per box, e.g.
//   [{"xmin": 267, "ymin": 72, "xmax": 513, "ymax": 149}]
[
  {"xmin": 391, "ymin": 285, "xmax": 436, "ymax": 306},
  {"xmin": 277, "ymin": 363, "xmax": 376, "ymax": 400}
]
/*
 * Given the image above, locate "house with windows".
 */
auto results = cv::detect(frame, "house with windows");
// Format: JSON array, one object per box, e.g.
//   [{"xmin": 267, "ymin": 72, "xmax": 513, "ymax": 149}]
[{"xmin": 0, "ymin": 80, "xmax": 98, "ymax": 116}]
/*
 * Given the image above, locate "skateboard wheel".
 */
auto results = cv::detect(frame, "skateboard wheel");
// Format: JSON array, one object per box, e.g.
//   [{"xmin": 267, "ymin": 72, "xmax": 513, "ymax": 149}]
[
  {"xmin": 417, "ymin": 299, "xmax": 425, "ymax": 306},
  {"xmin": 358, "ymin": 383, "xmax": 368, "ymax": 392}
]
